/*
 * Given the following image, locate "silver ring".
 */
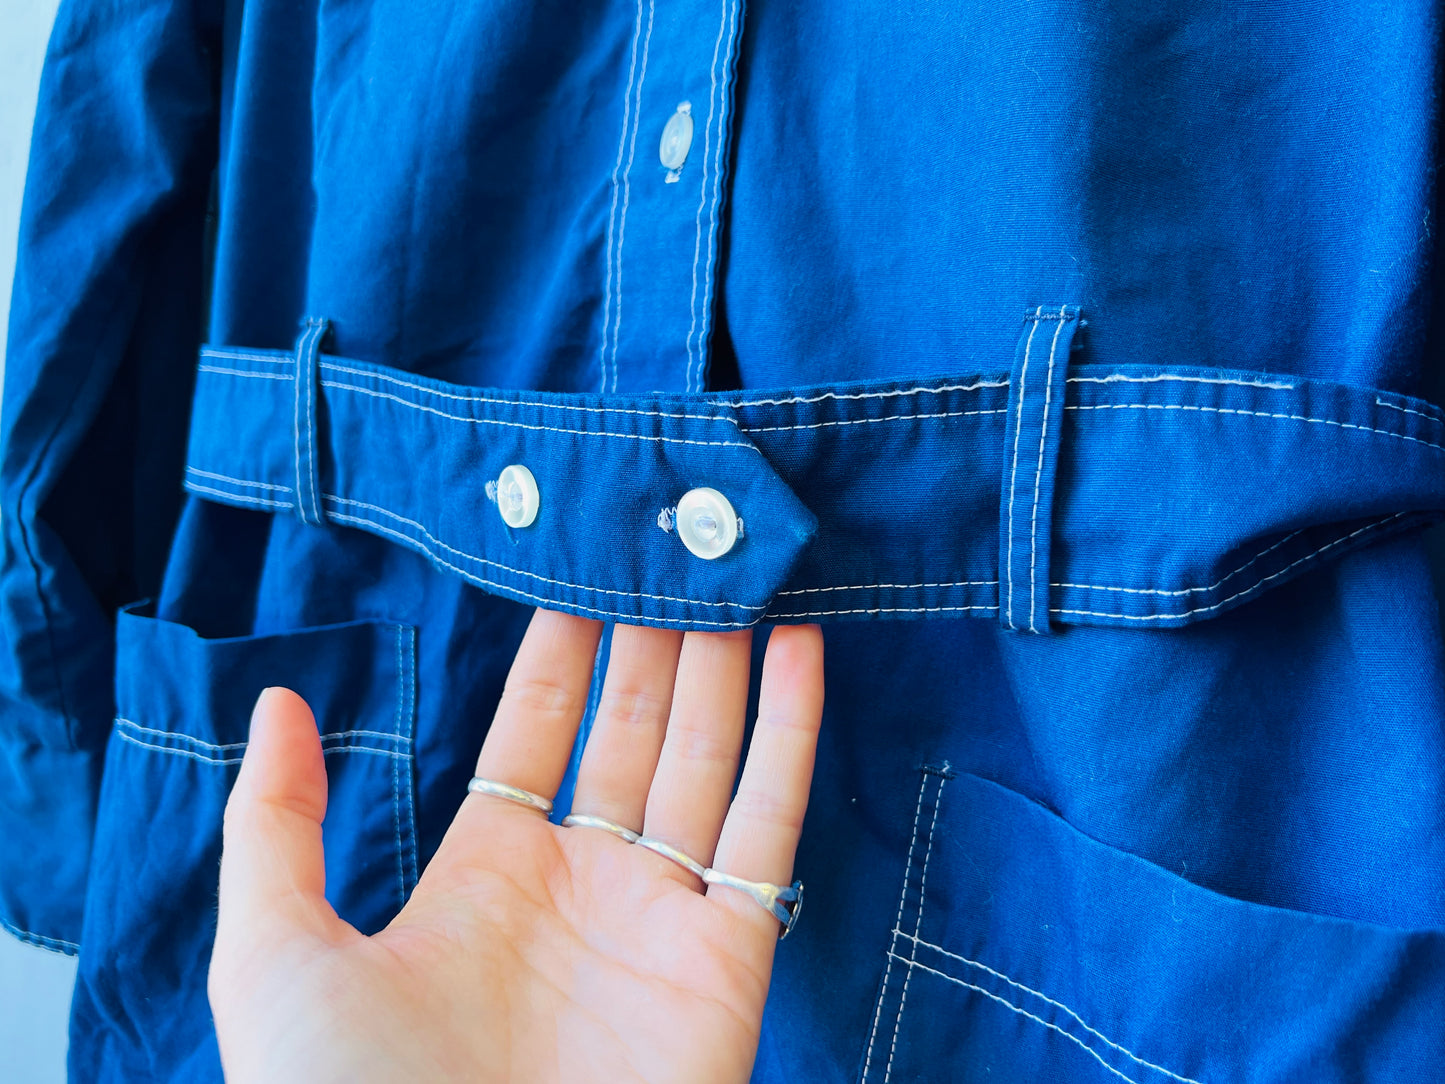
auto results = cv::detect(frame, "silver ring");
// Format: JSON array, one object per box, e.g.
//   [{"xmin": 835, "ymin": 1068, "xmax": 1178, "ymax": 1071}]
[
  {"xmin": 635, "ymin": 836, "xmax": 706, "ymax": 880},
  {"xmin": 561, "ymin": 814, "xmax": 640, "ymax": 843},
  {"xmin": 466, "ymin": 776, "xmax": 553, "ymax": 814},
  {"xmin": 703, "ymin": 868, "xmax": 805, "ymax": 939}
]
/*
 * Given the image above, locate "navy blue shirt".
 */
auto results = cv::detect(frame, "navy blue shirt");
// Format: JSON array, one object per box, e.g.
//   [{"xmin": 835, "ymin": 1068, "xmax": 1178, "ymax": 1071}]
[{"xmin": 5, "ymin": 0, "xmax": 1445, "ymax": 1078}]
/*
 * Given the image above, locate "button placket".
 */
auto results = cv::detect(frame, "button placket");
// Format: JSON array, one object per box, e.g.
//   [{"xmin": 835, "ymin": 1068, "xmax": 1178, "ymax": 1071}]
[{"xmin": 603, "ymin": 0, "xmax": 748, "ymax": 393}]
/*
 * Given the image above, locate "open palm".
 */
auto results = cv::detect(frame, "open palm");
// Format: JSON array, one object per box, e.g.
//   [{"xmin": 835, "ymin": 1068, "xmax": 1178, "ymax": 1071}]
[{"xmin": 208, "ymin": 611, "xmax": 824, "ymax": 1083}]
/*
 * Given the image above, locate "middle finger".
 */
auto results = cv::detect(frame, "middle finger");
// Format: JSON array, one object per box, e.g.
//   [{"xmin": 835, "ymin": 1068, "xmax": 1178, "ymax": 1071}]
[
  {"xmin": 640, "ymin": 628, "xmax": 754, "ymax": 878},
  {"xmin": 569, "ymin": 623, "xmax": 684, "ymax": 833}
]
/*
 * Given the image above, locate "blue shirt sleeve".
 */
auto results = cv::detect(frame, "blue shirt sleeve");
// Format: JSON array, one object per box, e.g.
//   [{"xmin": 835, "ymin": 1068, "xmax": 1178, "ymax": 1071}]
[{"xmin": 0, "ymin": 0, "xmax": 221, "ymax": 948}]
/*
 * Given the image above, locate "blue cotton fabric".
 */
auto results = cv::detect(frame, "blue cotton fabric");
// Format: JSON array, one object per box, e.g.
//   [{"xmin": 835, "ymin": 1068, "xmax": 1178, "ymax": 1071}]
[{"xmin": 3, "ymin": 0, "xmax": 1445, "ymax": 1080}]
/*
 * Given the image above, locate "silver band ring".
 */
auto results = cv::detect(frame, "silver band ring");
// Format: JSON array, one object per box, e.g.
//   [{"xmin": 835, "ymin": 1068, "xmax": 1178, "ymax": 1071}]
[
  {"xmin": 561, "ymin": 814, "xmax": 641, "ymax": 843},
  {"xmin": 466, "ymin": 776, "xmax": 554, "ymax": 814},
  {"xmin": 703, "ymin": 868, "xmax": 805, "ymax": 939},
  {"xmin": 635, "ymin": 836, "xmax": 707, "ymax": 880}
]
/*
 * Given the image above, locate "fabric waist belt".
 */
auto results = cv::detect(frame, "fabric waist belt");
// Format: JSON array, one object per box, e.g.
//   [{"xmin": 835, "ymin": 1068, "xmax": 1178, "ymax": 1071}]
[{"xmin": 184, "ymin": 314, "xmax": 1445, "ymax": 632}]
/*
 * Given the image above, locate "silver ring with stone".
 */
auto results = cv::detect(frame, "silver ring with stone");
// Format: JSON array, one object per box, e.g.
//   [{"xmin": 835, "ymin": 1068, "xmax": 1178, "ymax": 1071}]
[{"xmin": 702, "ymin": 868, "xmax": 805, "ymax": 939}]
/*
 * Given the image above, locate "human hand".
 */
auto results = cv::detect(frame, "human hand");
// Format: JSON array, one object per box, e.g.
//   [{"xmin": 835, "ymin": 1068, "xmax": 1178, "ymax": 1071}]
[{"xmin": 208, "ymin": 611, "xmax": 824, "ymax": 1083}]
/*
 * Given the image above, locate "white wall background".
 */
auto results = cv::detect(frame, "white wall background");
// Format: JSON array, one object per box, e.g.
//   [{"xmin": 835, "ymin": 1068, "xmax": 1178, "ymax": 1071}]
[{"xmin": 0, "ymin": 0, "xmax": 78, "ymax": 1081}]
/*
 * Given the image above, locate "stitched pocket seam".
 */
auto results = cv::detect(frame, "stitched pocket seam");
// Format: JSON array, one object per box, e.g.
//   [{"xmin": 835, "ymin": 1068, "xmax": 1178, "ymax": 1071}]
[{"xmin": 860, "ymin": 768, "xmax": 1204, "ymax": 1084}]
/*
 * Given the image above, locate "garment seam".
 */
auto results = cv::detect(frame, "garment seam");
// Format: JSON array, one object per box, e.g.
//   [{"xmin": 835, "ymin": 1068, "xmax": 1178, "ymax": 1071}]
[
  {"xmin": 768, "ymin": 604, "xmax": 998, "ymax": 618},
  {"xmin": 199, "ymin": 348, "xmax": 291, "ymax": 366},
  {"xmin": 305, "ymin": 321, "xmax": 324, "ymax": 523},
  {"xmin": 325, "ymin": 510, "xmax": 757, "ymax": 627},
  {"xmin": 198, "ymin": 364, "xmax": 290, "ymax": 380},
  {"xmin": 1068, "ymin": 374, "xmax": 1292, "ymax": 390},
  {"xmin": 319, "ymin": 361, "xmax": 740, "ymax": 423},
  {"xmin": 1066, "ymin": 403, "xmax": 1445, "ymax": 454},
  {"xmin": 114, "ymin": 728, "xmax": 409, "ymax": 764},
  {"xmin": 685, "ymin": 0, "xmax": 735, "ymax": 392},
  {"xmin": 882, "ymin": 773, "xmax": 945, "ymax": 1083},
  {"xmin": 884, "ymin": 952, "xmax": 1144, "ymax": 1084},
  {"xmin": 200, "ymin": 354, "xmax": 1015, "ymax": 409},
  {"xmin": 185, "ymin": 482, "xmax": 294, "ymax": 509},
  {"xmin": 607, "ymin": 0, "xmax": 655, "ymax": 393},
  {"xmin": 392, "ymin": 627, "xmax": 406, "ymax": 909},
  {"xmin": 740, "ymin": 408, "xmax": 1007, "ymax": 433},
  {"xmin": 292, "ymin": 323, "xmax": 310, "ymax": 524},
  {"xmin": 1028, "ymin": 309, "xmax": 1068, "ymax": 632},
  {"xmin": 1, "ymin": 919, "xmax": 78, "ymax": 956},
  {"xmin": 861, "ymin": 772, "xmax": 930, "ymax": 1082},
  {"xmin": 211, "ymin": 357, "xmax": 1010, "ymax": 430},
  {"xmin": 776, "ymin": 579, "xmax": 998, "ymax": 596},
  {"xmin": 1052, "ymin": 529, "xmax": 1307, "ymax": 596},
  {"xmin": 1005, "ymin": 308, "xmax": 1044, "ymax": 628},
  {"xmin": 201, "ymin": 350, "xmax": 1445, "ymax": 440},
  {"xmin": 403, "ymin": 627, "xmax": 419, "ymax": 891},
  {"xmin": 723, "ymin": 380, "xmax": 1008, "ymax": 408},
  {"xmin": 1376, "ymin": 397, "xmax": 1445, "ymax": 423},
  {"xmin": 1051, "ymin": 513, "xmax": 1409, "ymax": 620},
  {"xmin": 599, "ymin": 0, "xmax": 646, "ymax": 392},
  {"xmin": 116, "ymin": 717, "xmax": 410, "ymax": 750},
  {"xmin": 319, "ymin": 380, "xmax": 759, "ymax": 450},
  {"xmin": 690, "ymin": 0, "xmax": 741, "ymax": 392},
  {"xmin": 893, "ymin": 930, "xmax": 1203, "ymax": 1084},
  {"xmin": 185, "ymin": 466, "xmax": 292, "ymax": 492}
]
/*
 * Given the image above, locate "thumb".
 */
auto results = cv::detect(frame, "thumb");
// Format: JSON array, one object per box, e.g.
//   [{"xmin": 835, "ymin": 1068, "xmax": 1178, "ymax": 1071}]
[{"xmin": 215, "ymin": 687, "xmax": 345, "ymax": 945}]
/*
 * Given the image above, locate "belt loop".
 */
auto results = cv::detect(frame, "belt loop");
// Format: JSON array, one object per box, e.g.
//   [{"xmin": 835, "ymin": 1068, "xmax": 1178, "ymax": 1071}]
[
  {"xmin": 999, "ymin": 305, "xmax": 1081, "ymax": 633},
  {"xmin": 292, "ymin": 315, "xmax": 332, "ymax": 526}
]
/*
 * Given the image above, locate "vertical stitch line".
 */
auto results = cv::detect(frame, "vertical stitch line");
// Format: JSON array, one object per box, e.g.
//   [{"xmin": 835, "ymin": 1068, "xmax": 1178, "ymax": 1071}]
[
  {"xmin": 406, "ymin": 627, "xmax": 419, "ymax": 889},
  {"xmin": 296, "ymin": 320, "xmax": 324, "ymax": 524},
  {"xmin": 883, "ymin": 774, "xmax": 946, "ymax": 1084},
  {"xmin": 599, "ymin": 0, "xmax": 645, "ymax": 392},
  {"xmin": 305, "ymin": 322, "xmax": 323, "ymax": 523},
  {"xmin": 393, "ymin": 626, "xmax": 406, "ymax": 910},
  {"xmin": 607, "ymin": 0, "xmax": 656, "ymax": 393},
  {"xmin": 292, "ymin": 324, "xmax": 313, "ymax": 522},
  {"xmin": 862, "ymin": 773, "xmax": 930, "ymax": 1081},
  {"xmin": 1006, "ymin": 309, "xmax": 1043, "ymax": 629},
  {"xmin": 685, "ymin": 0, "xmax": 732, "ymax": 391},
  {"xmin": 692, "ymin": 0, "xmax": 740, "ymax": 393},
  {"xmin": 1028, "ymin": 309, "xmax": 1068, "ymax": 633}
]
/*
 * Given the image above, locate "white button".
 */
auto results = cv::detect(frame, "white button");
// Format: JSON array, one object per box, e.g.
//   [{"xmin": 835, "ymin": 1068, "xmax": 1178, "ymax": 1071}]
[
  {"xmin": 496, "ymin": 464, "xmax": 539, "ymax": 528},
  {"xmin": 675, "ymin": 487, "xmax": 737, "ymax": 560},
  {"xmin": 659, "ymin": 102, "xmax": 693, "ymax": 172}
]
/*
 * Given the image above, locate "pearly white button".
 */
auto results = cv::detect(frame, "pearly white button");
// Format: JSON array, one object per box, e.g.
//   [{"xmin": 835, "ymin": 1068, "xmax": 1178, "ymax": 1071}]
[
  {"xmin": 675, "ymin": 487, "xmax": 738, "ymax": 560},
  {"xmin": 660, "ymin": 102, "xmax": 694, "ymax": 174},
  {"xmin": 496, "ymin": 464, "xmax": 540, "ymax": 529}
]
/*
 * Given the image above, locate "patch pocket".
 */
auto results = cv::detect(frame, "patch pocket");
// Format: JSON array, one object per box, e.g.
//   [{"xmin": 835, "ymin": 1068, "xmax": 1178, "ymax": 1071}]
[
  {"xmin": 860, "ymin": 769, "xmax": 1445, "ymax": 1084},
  {"xmin": 70, "ymin": 605, "xmax": 419, "ymax": 1078}
]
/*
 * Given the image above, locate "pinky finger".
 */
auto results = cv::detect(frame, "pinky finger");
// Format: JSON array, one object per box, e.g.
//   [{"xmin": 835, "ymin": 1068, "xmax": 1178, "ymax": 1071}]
[{"xmin": 706, "ymin": 625, "xmax": 824, "ymax": 943}]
